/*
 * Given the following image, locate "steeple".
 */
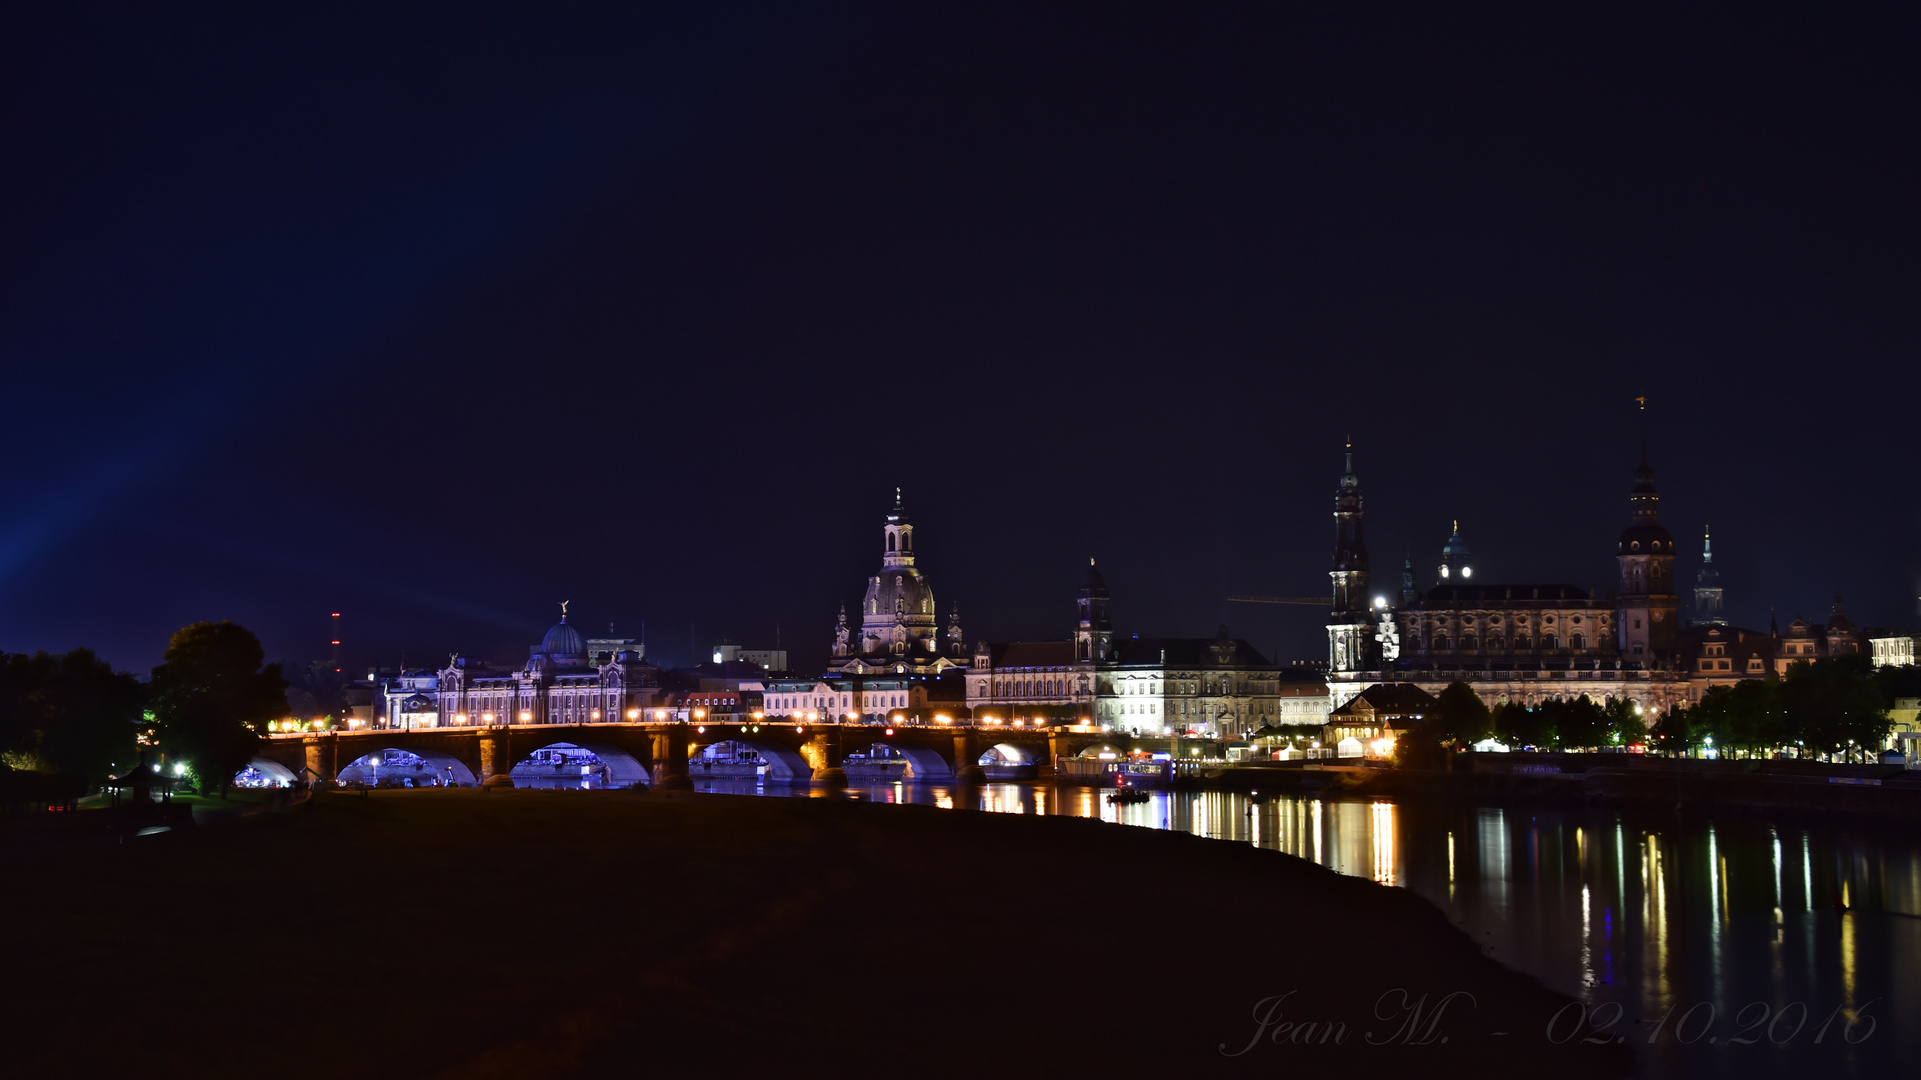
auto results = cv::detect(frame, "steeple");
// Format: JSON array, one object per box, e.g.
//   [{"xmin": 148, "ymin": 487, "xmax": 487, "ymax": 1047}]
[
  {"xmin": 882, "ymin": 488, "xmax": 914, "ymax": 568},
  {"xmin": 1693, "ymin": 525, "xmax": 1725, "ymax": 626},
  {"xmin": 1330, "ymin": 441, "xmax": 1369, "ymax": 610},
  {"xmin": 1400, "ymin": 553, "xmax": 1416, "ymax": 605},
  {"xmin": 1076, "ymin": 557, "xmax": 1113, "ymax": 661},
  {"xmin": 1327, "ymin": 445, "xmax": 1375, "ymax": 679},
  {"xmin": 1616, "ymin": 457, "xmax": 1677, "ymax": 658}
]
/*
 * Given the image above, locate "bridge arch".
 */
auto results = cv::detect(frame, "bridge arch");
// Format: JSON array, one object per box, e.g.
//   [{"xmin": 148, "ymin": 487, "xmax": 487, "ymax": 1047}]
[
  {"xmin": 511, "ymin": 741, "xmax": 651, "ymax": 789},
  {"xmin": 339, "ymin": 748, "xmax": 478, "ymax": 787},
  {"xmin": 979, "ymin": 742, "xmax": 1038, "ymax": 766},
  {"xmin": 234, "ymin": 758, "xmax": 298, "ymax": 787},
  {"xmin": 846, "ymin": 741, "xmax": 953, "ymax": 781},
  {"xmin": 693, "ymin": 739, "xmax": 813, "ymax": 782},
  {"xmin": 978, "ymin": 742, "xmax": 1041, "ymax": 780}
]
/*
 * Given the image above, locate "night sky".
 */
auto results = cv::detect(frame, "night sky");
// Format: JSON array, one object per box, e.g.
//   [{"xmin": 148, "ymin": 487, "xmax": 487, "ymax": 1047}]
[{"xmin": 3, "ymin": 2, "xmax": 1917, "ymax": 677}]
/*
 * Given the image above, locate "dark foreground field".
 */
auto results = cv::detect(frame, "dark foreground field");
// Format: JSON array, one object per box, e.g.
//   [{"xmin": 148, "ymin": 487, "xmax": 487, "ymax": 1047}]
[{"xmin": 2, "ymin": 791, "xmax": 1633, "ymax": 1078}]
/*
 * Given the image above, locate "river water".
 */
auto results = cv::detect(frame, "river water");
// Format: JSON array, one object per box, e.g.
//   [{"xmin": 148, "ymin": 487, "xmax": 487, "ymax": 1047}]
[{"xmin": 691, "ymin": 776, "xmax": 1920, "ymax": 1078}]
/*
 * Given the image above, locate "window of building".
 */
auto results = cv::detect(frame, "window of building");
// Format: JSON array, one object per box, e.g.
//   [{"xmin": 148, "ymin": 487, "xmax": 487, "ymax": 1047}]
[
  {"xmin": 1434, "ymin": 635, "xmax": 1450, "ymax": 650},
  {"xmin": 1461, "ymin": 635, "xmax": 1478, "ymax": 650},
  {"xmin": 1543, "ymin": 634, "xmax": 1558, "ymax": 651},
  {"xmin": 1570, "ymin": 634, "xmax": 1585, "ymax": 651}
]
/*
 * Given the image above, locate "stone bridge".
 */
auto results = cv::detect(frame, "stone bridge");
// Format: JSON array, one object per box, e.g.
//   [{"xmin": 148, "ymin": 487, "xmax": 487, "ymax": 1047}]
[{"xmin": 258, "ymin": 722, "xmax": 1119, "ymax": 789}]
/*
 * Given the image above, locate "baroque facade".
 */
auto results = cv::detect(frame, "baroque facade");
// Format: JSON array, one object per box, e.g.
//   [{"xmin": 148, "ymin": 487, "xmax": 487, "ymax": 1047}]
[
  {"xmin": 963, "ymin": 559, "xmax": 1324, "ymax": 738},
  {"xmin": 964, "ymin": 559, "xmax": 1109, "ymax": 720},
  {"xmin": 1324, "ymin": 452, "xmax": 1692, "ymax": 715},
  {"xmin": 380, "ymin": 609, "xmax": 660, "ymax": 729},
  {"xmin": 828, "ymin": 492, "xmax": 968, "ymax": 677}
]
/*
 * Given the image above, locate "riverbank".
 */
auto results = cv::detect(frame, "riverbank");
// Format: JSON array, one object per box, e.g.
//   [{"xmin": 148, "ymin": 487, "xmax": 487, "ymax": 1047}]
[
  {"xmin": 1068, "ymin": 754, "xmax": 1921, "ymax": 821},
  {"xmin": 0, "ymin": 789, "xmax": 1631, "ymax": 1078}
]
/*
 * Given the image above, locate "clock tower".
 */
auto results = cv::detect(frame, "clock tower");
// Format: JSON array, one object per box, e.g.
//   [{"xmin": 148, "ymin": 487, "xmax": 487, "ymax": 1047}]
[{"xmin": 1616, "ymin": 458, "xmax": 1679, "ymax": 660}]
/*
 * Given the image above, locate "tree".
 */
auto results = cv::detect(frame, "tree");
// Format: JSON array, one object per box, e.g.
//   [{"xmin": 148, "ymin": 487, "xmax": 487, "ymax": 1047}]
[
  {"xmin": 1781, "ymin": 658, "xmax": 1887, "ymax": 760},
  {"xmin": 1603, "ymin": 697, "xmax": 1648, "ymax": 748},
  {"xmin": 1550, "ymin": 695, "xmax": 1608, "ymax": 750},
  {"xmin": 1492, "ymin": 701, "xmax": 1553, "ymax": 750},
  {"xmin": 0, "ymin": 649, "xmax": 145, "ymax": 785},
  {"xmin": 149, "ymin": 622, "xmax": 288, "ymax": 798},
  {"xmin": 1650, "ymin": 701, "xmax": 1699, "ymax": 755},
  {"xmin": 1433, "ymin": 682, "xmax": 1492, "ymax": 746}
]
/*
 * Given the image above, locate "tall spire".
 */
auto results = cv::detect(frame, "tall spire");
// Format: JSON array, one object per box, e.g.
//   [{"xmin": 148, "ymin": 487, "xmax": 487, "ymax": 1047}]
[
  {"xmin": 1693, "ymin": 525, "xmax": 1725, "ymax": 626},
  {"xmin": 1327, "ymin": 445, "xmax": 1373, "ymax": 677}
]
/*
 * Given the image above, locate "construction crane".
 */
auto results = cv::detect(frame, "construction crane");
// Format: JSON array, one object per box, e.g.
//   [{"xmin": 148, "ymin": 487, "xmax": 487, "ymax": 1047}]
[{"xmin": 1227, "ymin": 595, "xmax": 1329, "ymax": 607}]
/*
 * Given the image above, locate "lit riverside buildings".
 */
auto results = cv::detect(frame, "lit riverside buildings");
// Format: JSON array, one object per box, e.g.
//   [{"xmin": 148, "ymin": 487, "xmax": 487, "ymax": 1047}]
[
  {"xmin": 1326, "ymin": 450, "xmax": 1687, "ymax": 716},
  {"xmin": 1321, "ymin": 450, "xmax": 1872, "ymax": 717}
]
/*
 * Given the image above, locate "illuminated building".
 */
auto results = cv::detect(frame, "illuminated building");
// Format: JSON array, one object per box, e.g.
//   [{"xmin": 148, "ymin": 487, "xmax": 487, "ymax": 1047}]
[
  {"xmin": 379, "ymin": 608, "xmax": 659, "ymax": 728},
  {"xmin": 966, "ymin": 560, "xmax": 1107, "ymax": 721},
  {"xmin": 1324, "ymin": 683, "xmax": 1438, "ymax": 758},
  {"xmin": 964, "ymin": 560, "xmax": 1320, "ymax": 737},
  {"xmin": 1097, "ymin": 627, "xmax": 1299, "ymax": 740},
  {"xmin": 827, "ymin": 491, "xmax": 968, "ymax": 676},
  {"xmin": 1325, "ymin": 450, "xmax": 1691, "ymax": 715}
]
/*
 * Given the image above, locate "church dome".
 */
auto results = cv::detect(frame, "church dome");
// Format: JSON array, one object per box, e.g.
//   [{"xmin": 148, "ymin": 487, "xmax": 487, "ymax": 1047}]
[
  {"xmin": 1616, "ymin": 523, "xmax": 1674, "ymax": 553},
  {"xmin": 540, "ymin": 618, "xmax": 585, "ymax": 661},
  {"xmin": 864, "ymin": 568, "xmax": 933, "ymax": 620}
]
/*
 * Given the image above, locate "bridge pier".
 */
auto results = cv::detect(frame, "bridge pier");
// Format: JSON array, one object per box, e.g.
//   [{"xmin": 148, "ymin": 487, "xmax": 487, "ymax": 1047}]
[
  {"xmin": 302, "ymin": 736, "xmax": 336, "ymax": 788},
  {"xmin": 1042, "ymin": 733, "xmax": 1070, "ymax": 779},
  {"xmin": 952, "ymin": 731, "xmax": 986, "ymax": 784},
  {"xmin": 478, "ymin": 730, "xmax": 513, "ymax": 787},
  {"xmin": 806, "ymin": 732, "xmax": 845, "ymax": 786},
  {"xmin": 652, "ymin": 728, "xmax": 692, "ymax": 790}
]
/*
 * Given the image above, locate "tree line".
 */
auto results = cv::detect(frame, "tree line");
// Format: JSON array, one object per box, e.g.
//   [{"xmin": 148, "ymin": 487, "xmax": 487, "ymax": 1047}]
[
  {"xmin": 1397, "ymin": 656, "xmax": 1909, "ymax": 764},
  {"xmin": 0, "ymin": 621, "xmax": 288, "ymax": 805}
]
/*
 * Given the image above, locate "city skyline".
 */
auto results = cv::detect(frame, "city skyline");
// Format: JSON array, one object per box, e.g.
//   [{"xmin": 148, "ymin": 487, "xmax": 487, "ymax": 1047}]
[{"xmin": 0, "ymin": 433, "xmax": 1912, "ymax": 676}]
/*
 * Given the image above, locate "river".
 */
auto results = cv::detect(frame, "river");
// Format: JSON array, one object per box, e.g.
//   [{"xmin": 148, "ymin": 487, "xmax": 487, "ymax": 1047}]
[{"xmin": 691, "ymin": 776, "xmax": 1921, "ymax": 1078}]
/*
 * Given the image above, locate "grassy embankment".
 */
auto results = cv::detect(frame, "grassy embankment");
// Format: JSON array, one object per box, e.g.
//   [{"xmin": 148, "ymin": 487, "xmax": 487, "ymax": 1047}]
[{"xmin": 1, "ymin": 789, "xmax": 1632, "ymax": 1078}]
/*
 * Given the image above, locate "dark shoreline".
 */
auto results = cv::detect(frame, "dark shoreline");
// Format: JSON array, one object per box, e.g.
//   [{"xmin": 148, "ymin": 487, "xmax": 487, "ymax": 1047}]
[
  {"xmin": 1, "ymin": 789, "xmax": 1635, "ymax": 1078},
  {"xmin": 1056, "ymin": 755, "xmax": 1921, "ymax": 824}
]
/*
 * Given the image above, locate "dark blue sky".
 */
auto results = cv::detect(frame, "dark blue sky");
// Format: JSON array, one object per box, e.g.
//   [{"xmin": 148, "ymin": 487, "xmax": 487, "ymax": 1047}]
[{"xmin": 3, "ymin": 1, "xmax": 1917, "ymax": 676}]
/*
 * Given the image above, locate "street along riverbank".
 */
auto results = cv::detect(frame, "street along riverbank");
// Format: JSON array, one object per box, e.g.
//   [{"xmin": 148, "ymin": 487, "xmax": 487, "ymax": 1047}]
[{"xmin": 0, "ymin": 789, "xmax": 1630, "ymax": 1079}]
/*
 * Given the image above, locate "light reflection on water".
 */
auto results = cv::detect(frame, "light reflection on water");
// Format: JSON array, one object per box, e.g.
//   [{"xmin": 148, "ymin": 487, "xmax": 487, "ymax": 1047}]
[{"xmin": 692, "ymin": 775, "xmax": 1921, "ymax": 1079}]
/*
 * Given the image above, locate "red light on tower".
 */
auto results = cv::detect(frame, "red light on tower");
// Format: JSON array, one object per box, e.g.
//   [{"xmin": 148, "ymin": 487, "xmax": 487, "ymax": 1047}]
[{"xmin": 330, "ymin": 612, "xmax": 342, "ymax": 674}]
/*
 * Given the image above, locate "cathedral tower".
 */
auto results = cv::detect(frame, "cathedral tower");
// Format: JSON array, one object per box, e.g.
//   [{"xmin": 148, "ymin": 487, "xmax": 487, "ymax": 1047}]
[
  {"xmin": 1693, "ymin": 526, "xmax": 1725, "ymax": 626},
  {"xmin": 1328, "ymin": 446, "xmax": 1375, "ymax": 675},
  {"xmin": 1616, "ymin": 459, "xmax": 1678, "ymax": 658},
  {"xmin": 1075, "ymin": 558, "xmax": 1114, "ymax": 661}
]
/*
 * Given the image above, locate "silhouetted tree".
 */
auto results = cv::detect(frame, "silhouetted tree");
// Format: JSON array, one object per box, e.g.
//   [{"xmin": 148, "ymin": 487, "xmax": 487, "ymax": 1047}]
[
  {"xmin": 1547, "ymin": 695, "xmax": 1608, "ymax": 749},
  {"xmin": 1433, "ymin": 681, "xmax": 1492, "ymax": 746},
  {"xmin": 0, "ymin": 649, "xmax": 144, "ymax": 785},
  {"xmin": 1492, "ymin": 701, "xmax": 1553, "ymax": 749},
  {"xmin": 1782, "ymin": 657, "xmax": 1888, "ymax": 760},
  {"xmin": 149, "ymin": 622, "xmax": 288, "ymax": 798}
]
